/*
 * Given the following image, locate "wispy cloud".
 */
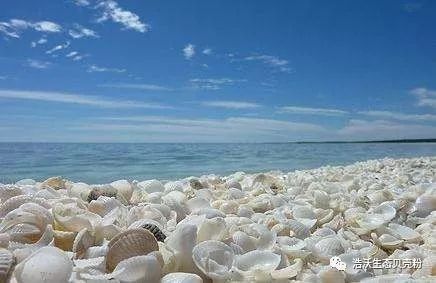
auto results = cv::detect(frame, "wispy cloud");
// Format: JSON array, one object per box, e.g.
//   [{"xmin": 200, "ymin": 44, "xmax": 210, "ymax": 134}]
[
  {"xmin": 77, "ymin": 116, "xmax": 327, "ymax": 142},
  {"xmin": 359, "ymin": 110, "xmax": 436, "ymax": 122},
  {"xmin": 338, "ymin": 119, "xmax": 436, "ymax": 140},
  {"xmin": 202, "ymin": 48, "xmax": 212, "ymax": 55},
  {"xmin": 278, "ymin": 106, "xmax": 348, "ymax": 116},
  {"xmin": 183, "ymin": 44, "xmax": 195, "ymax": 60},
  {"xmin": 0, "ymin": 76, "xmax": 6, "ymax": 80},
  {"xmin": 0, "ymin": 89, "xmax": 170, "ymax": 109},
  {"xmin": 189, "ymin": 78, "xmax": 246, "ymax": 90},
  {"xmin": 202, "ymin": 100, "xmax": 261, "ymax": 109},
  {"xmin": 0, "ymin": 19, "xmax": 61, "ymax": 38},
  {"xmin": 87, "ymin": 64, "xmax": 126, "ymax": 73},
  {"xmin": 27, "ymin": 59, "xmax": 51, "ymax": 69},
  {"xmin": 31, "ymin": 37, "xmax": 47, "ymax": 47},
  {"xmin": 411, "ymin": 87, "xmax": 436, "ymax": 109},
  {"xmin": 100, "ymin": 83, "xmax": 173, "ymax": 91},
  {"xmin": 65, "ymin": 51, "xmax": 86, "ymax": 61},
  {"xmin": 96, "ymin": 0, "xmax": 150, "ymax": 33},
  {"xmin": 243, "ymin": 54, "xmax": 292, "ymax": 73},
  {"xmin": 73, "ymin": 0, "xmax": 90, "ymax": 6},
  {"xmin": 68, "ymin": 24, "xmax": 98, "ymax": 39},
  {"xmin": 46, "ymin": 41, "xmax": 70, "ymax": 54}
]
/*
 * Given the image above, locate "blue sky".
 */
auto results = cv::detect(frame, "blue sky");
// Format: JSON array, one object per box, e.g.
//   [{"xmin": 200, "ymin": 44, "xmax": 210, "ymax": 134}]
[{"xmin": 0, "ymin": 0, "xmax": 435, "ymax": 142}]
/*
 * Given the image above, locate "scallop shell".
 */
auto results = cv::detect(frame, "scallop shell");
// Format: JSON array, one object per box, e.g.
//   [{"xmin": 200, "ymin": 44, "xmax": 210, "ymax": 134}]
[
  {"xmin": 232, "ymin": 231, "xmax": 256, "ymax": 253},
  {"xmin": 371, "ymin": 233, "xmax": 403, "ymax": 249},
  {"xmin": 141, "ymin": 223, "xmax": 166, "ymax": 242},
  {"xmin": 53, "ymin": 229, "xmax": 77, "ymax": 251},
  {"xmin": 73, "ymin": 228, "xmax": 95, "ymax": 259},
  {"xmin": 372, "ymin": 202, "xmax": 397, "ymax": 222},
  {"xmin": 161, "ymin": 272, "xmax": 203, "ymax": 283},
  {"xmin": 41, "ymin": 176, "xmax": 66, "ymax": 190},
  {"xmin": 313, "ymin": 236, "xmax": 345, "ymax": 262},
  {"xmin": 0, "ymin": 248, "xmax": 14, "ymax": 283},
  {"xmin": 197, "ymin": 217, "xmax": 228, "ymax": 242},
  {"xmin": 387, "ymin": 223, "xmax": 421, "ymax": 242},
  {"xmin": 286, "ymin": 220, "xmax": 311, "ymax": 239},
  {"xmin": 112, "ymin": 254, "xmax": 161, "ymax": 283},
  {"xmin": 110, "ymin": 180, "xmax": 133, "ymax": 202},
  {"xmin": 271, "ymin": 258, "xmax": 303, "ymax": 280},
  {"xmin": 106, "ymin": 228, "xmax": 159, "ymax": 272},
  {"xmin": 411, "ymin": 194, "xmax": 436, "ymax": 217},
  {"xmin": 0, "ymin": 195, "xmax": 50, "ymax": 217},
  {"xmin": 0, "ymin": 185, "xmax": 22, "ymax": 202},
  {"xmin": 234, "ymin": 250, "xmax": 281, "ymax": 280},
  {"xmin": 192, "ymin": 240, "xmax": 234, "ymax": 281},
  {"xmin": 13, "ymin": 246, "xmax": 73, "ymax": 283}
]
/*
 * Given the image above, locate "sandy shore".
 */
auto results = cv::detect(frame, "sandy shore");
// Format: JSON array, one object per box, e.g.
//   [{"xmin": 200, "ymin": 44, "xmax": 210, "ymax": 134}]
[{"xmin": 0, "ymin": 156, "xmax": 435, "ymax": 282}]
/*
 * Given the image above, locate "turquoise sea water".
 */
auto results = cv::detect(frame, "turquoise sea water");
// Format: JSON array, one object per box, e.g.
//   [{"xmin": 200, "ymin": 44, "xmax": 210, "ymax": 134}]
[{"xmin": 0, "ymin": 143, "xmax": 435, "ymax": 184}]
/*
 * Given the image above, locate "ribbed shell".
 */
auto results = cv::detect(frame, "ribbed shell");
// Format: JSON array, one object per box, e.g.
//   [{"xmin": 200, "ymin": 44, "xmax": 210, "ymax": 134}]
[
  {"xmin": 0, "ymin": 248, "xmax": 14, "ymax": 283},
  {"xmin": 87, "ymin": 186, "xmax": 118, "ymax": 203},
  {"xmin": 142, "ymin": 223, "xmax": 166, "ymax": 242},
  {"xmin": 106, "ymin": 228, "xmax": 158, "ymax": 272},
  {"xmin": 0, "ymin": 195, "xmax": 50, "ymax": 217}
]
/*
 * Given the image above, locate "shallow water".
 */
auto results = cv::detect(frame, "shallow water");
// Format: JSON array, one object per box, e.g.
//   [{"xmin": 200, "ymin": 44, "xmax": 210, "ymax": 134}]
[{"xmin": 0, "ymin": 142, "xmax": 435, "ymax": 183}]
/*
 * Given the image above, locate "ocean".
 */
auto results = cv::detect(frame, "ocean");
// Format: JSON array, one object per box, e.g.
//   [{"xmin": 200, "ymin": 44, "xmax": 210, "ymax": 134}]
[{"xmin": 1, "ymin": 142, "xmax": 435, "ymax": 184}]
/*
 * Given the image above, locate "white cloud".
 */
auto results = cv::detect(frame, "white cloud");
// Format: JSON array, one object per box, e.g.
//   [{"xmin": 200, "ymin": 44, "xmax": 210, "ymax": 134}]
[
  {"xmin": 46, "ymin": 41, "xmax": 70, "ymax": 54},
  {"xmin": 66, "ymin": 51, "xmax": 79, "ymax": 58},
  {"xmin": 75, "ymin": 116, "xmax": 327, "ymax": 142},
  {"xmin": 189, "ymin": 78, "xmax": 246, "ymax": 90},
  {"xmin": 244, "ymin": 54, "xmax": 292, "ymax": 73},
  {"xmin": 202, "ymin": 101, "xmax": 261, "ymax": 109},
  {"xmin": 0, "ymin": 76, "xmax": 6, "ymax": 80},
  {"xmin": 69, "ymin": 24, "xmax": 98, "ymax": 39},
  {"xmin": 87, "ymin": 64, "xmax": 126, "ymax": 73},
  {"xmin": 338, "ymin": 119, "xmax": 436, "ymax": 140},
  {"xmin": 96, "ymin": 0, "xmax": 150, "ymax": 32},
  {"xmin": 0, "ymin": 89, "xmax": 170, "ymax": 109},
  {"xmin": 31, "ymin": 37, "xmax": 47, "ymax": 47},
  {"xmin": 359, "ymin": 110, "xmax": 436, "ymax": 122},
  {"xmin": 27, "ymin": 59, "xmax": 51, "ymax": 69},
  {"xmin": 202, "ymin": 48, "xmax": 212, "ymax": 55},
  {"xmin": 411, "ymin": 87, "xmax": 436, "ymax": 109},
  {"xmin": 278, "ymin": 106, "xmax": 348, "ymax": 116},
  {"xmin": 0, "ymin": 19, "xmax": 61, "ymax": 38},
  {"xmin": 183, "ymin": 44, "xmax": 195, "ymax": 59},
  {"xmin": 100, "ymin": 83, "xmax": 173, "ymax": 91},
  {"xmin": 74, "ymin": 0, "xmax": 90, "ymax": 6},
  {"xmin": 72, "ymin": 54, "xmax": 86, "ymax": 61}
]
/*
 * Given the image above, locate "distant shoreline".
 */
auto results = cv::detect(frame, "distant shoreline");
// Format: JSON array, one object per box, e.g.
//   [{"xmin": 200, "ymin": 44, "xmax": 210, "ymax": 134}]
[
  {"xmin": 0, "ymin": 138, "xmax": 435, "ymax": 144},
  {"xmin": 295, "ymin": 138, "xmax": 436, "ymax": 144}
]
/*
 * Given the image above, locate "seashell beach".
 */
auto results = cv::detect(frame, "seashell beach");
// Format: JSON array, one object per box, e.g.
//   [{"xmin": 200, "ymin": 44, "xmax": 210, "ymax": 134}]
[{"xmin": 0, "ymin": 156, "xmax": 435, "ymax": 283}]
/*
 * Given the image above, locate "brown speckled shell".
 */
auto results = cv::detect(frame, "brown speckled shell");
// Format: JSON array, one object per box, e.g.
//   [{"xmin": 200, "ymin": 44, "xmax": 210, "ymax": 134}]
[{"xmin": 142, "ymin": 223, "xmax": 166, "ymax": 242}]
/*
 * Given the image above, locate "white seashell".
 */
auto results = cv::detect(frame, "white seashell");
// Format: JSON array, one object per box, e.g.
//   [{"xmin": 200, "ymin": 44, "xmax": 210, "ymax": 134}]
[
  {"xmin": 197, "ymin": 217, "xmax": 228, "ymax": 242},
  {"xmin": 164, "ymin": 181, "xmax": 185, "ymax": 194},
  {"xmin": 0, "ymin": 248, "xmax": 14, "ymax": 282},
  {"xmin": 387, "ymin": 223, "xmax": 421, "ymax": 242},
  {"xmin": 136, "ymin": 179, "xmax": 165, "ymax": 194},
  {"xmin": 112, "ymin": 255, "xmax": 161, "ymax": 283},
  {"xmin": 355, "ymin": 213, "xmax": 385, "ymax": 231},
  {"xmin": 69, "ymin": 182, "xmax": 91, "ymax": 201},
  {"xmin": 232, "ymin": 231, "xmax": 256, "ymax": 253},
  {"xmin": 313, "ymin": 236, "xmax": 345, "ymax": 262},
  {"xmin": 372, "ymin": 202, "xmax": 397, "ymax": 222},
  {"xmin": 73, "ymin": 228, "xmax": 95, "ymax": 259},
  {"xmin": 234, "ymin": 250, "xmax": 280, "ymax": 281},
  {"xmin": 85, "ymin": 245, "xmax": 108, "ymax": 259},
  {"xmin": 53, "ymin": 202, "xmax": 101, "ymax": 232},
  {"xmin": 158, "ymin": 242, "xmax": 179, "ymax": 274},
  {"xmin": 360, "ymin": 274, "xmax": 412, "ymax": 283},
  {"xmin": 411, "ymin": 194, "xmax": 436, "ymax": 217},
  {"xmin": 237, "ymin": 206, "xmax": 254, "ymax": 218},
  {"xmin": 161, "ymin": 272, "xmax": 203, "ymax": 283},
  {"xmin": 106, "ymin": 228, "xmax": 159, "ymax": 272},
  {"xmin": 0, "ymin": 185, "xmax": 23, "ymax": 202},
  {"xmin": 110, "ymin": 180, "xmax": 133, "ymax": 202},
  {"xmin": 318, "ymin": 267, "xmax": 346, "ymax": 283},
  {"xmin": 277, "ymin": 237, "xmax": 310, "ymax": 258},
  {"xmin": 270, "ymin": 258, "xmax": 303, "ymax": 280},
  {"xmin": 313, "ymin": 190, "xmax": 330, "ymax": 209},
  {"xmin": 286, "ymin": 220, "xmax": 311, "ymax": 239},
  {"xmin": 186, "ymin": 197, "xmax": 210, "ymax": 213},
  {"xmin": 371, "ymin": 233, "xmax": 403, "ymax": 249},
  {"xmin": 192, "ymin": 240, "xmax": 234, "ymax": 281},
  {"xmin": 166, "ymin": 224, "xmax": 197, "ymax": 272},
  {"xmin": 240, "ymin": 224, "xmax": 276, "ymax": 250},
  {"xmin": 14, "ymin": 247, "xmax": 73, "ymax": 283}
]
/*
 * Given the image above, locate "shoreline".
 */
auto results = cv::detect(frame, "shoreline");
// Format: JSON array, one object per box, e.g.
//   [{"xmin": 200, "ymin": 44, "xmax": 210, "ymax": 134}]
[{"xmin": 1, "ymin": 156, "xmax": 435, "ymax": 282}]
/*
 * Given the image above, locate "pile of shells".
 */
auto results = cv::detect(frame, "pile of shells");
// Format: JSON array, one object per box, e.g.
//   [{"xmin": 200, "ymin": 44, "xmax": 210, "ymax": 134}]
[{"xmin": 0, "ymin": 156, "xmax": 435, "ymax": 282}]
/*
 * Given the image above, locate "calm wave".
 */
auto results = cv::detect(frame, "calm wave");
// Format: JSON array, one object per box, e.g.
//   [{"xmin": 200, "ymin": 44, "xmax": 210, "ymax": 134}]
[{"xmin": 1, "ymin": 143, "xmax": 435, "ymax": 183}]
